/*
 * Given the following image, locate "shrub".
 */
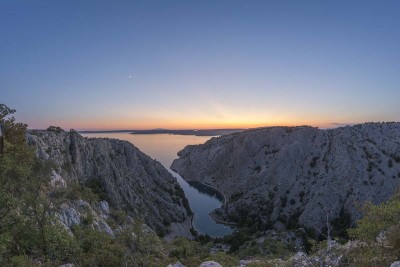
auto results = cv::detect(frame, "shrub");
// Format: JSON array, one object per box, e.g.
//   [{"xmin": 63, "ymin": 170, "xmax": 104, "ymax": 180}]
[
  {"xmin": 347, "ymin": 189, "xmax": 400, "ymax": 265},
  {"xmin": 230, "ymin": 192, "xmax": 244, "ymax": 202},
  {"xmin": 46, "ymin": 126, "xmax": 63, "ymax": 133},
  {"xmin": 388, "ymin": 159, "xmax": 393, "ymax": 168},
  {"xmin": 331, "ymin": 207, "xmax": 352, "ymax": 240},
  {"xmin": 262, "ymin": 237, "xmax": 294, "ymax": 259},
  {"xmin": 110, "ymin": 209, "xmax": 127, "ymax": 224},
  {"xmin": 348, "ymin": 191, "xmax": 400, "ymax": 241},
  {"xmin": 204, "ymin": 251, "xmax": 239, "ymax": 266},
  {"xmin": 85, "ymin": 179, "xmax": 108, "ymax": 201},
  {"xmin": 392, "ymin": 154, "xmax": 400, "ymax": 163},
  {"xmin": 82, "ymin": 212, "xmax": 94, "ymax": 225},
  {"xmin": 169, "ymin": 238, "xmax": 209, "ymax": 265},
  {"xmin": 280, "ymin": 196, "xmax": 287, "ymax": 208},
  {"xmin": 309, "ymin": 156, "xmax": 319, "ymax": 168},
  {"xmin": 73, "ymin": 226, "xmax": 126, "ymax": 266},
  {"xmin": 299, "ymin": 191, "xmax": 305, "ymax": 202},
  {"xmin": 66, "ymin": 183, "xmax": 99, "ymax": 204}
]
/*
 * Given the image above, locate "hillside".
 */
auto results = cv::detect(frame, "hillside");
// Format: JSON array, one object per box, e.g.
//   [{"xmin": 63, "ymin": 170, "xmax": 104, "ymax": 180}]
[
  {"xmin": 28, "ymin": 128, "xmax": 192, "ymax": 238},
  {"xmin": 172, "ymin": 123, "xmax": 400, "ymax": 236},
  {"xmin": 3, "ymin": 104, "xmax": 400, "ymax": 266}
]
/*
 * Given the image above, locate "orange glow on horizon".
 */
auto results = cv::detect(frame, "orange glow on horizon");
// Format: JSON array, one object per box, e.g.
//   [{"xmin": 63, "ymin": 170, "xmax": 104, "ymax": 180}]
[{"xmin": 31, "ymin": 117, "xmax": 341, "ymax": 131}]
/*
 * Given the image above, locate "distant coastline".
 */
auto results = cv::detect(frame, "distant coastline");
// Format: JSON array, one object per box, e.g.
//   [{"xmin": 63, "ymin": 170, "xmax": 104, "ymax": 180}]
[
  {"xmin": 79, "ymin": 130, "xmax": 135, "ymax": 134},
  {"xmin": 80, "ymin": 128, "xmax": 245, "ymax": 136}
]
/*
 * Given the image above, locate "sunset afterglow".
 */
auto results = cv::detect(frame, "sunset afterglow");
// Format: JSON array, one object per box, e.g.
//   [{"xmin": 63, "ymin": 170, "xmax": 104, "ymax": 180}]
[{"xmin": 2, "ymin": 1, "xmax": 399, "ymax": 130}]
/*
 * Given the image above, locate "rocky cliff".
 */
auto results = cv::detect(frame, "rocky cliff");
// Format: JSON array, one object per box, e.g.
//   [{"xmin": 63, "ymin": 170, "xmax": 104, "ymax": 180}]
[
  {"xmin": 171, "ymin": 123, "xmax": 400, "ymax": 235},
  {"xmin": 27, "ymin": 129, "xmax": 191, "ymax": 237}
]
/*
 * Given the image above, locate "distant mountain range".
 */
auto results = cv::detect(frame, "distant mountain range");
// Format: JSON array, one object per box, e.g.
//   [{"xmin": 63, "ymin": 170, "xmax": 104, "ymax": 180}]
[{"xmin": 80, "ymin": 128, "xmax": 246, "ymax": 136}]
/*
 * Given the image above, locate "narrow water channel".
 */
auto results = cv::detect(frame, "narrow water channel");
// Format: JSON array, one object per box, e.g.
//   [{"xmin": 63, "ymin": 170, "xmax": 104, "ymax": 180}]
[{"xmin": 81, "ymin": 132, "xmax": 233, "ymax": 237}]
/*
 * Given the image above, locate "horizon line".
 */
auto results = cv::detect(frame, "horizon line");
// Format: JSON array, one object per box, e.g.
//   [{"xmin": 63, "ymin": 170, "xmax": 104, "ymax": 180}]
[{"xmin": 26, "ymin": 121, "xmax": 400, "ymax": 132}]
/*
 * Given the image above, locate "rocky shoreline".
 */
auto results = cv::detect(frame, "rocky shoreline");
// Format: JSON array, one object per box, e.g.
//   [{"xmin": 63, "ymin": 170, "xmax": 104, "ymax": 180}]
[
  {"xmin": 190, "ymin": 180, "xmax": 238, "ymax": 226},
  {"xmin": 208, "ymin": 212, "xmax": 237, "ymax": 226},
  {"xmin": 189, "ymin": 180, "xmax": 227, "ymax": 204},
  {"xmin": 171, "ymin": 169, "xmax": 237, "ymax": 228}
]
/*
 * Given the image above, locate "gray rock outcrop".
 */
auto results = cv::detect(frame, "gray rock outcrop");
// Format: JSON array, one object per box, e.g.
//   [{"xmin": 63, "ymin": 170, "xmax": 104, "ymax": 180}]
[
  {"xmin": 199, "ymin": 261, "xmax": 222, "ymax": 267},
  {"xmin": 166, "ymin": 262, "xmax": 223, "ymax": 267},
  {"xmin": 167, "ymin": 263, "xmax": 186, "ymax": 267},
  {"xmin": 28, "ymin": 129, "xmax": 191, "ymax": 236},
  {"xmin": 172, "ymin": 123, "xmax": 400, "ymax": 233}
]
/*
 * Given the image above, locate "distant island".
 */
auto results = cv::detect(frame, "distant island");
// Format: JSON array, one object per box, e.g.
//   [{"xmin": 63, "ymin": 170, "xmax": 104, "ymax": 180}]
[
  {"xmin": 130, "ymin": 129, "xmax": 245, "ymax": 136},
  {"xmin": 80, "ymin": 128, "xmax": 246, "ymax": 136}
]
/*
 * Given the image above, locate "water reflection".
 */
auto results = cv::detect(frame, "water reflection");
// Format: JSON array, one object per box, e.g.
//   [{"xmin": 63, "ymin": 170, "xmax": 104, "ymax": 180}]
[{"xmin": 187, "ymin": 181, "xmax": 225, "ymax": 203}]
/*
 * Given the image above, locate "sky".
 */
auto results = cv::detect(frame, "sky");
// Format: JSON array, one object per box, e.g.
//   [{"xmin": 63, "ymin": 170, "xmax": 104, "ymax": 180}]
[{"xmin": 1, "ymin": 0, "xmax": 400, "ymax": 130}]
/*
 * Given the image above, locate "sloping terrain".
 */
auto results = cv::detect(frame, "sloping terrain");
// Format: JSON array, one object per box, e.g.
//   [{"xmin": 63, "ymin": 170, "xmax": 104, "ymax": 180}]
[
  {"xmin": 28, "ymin": 129, "xmax": 191, "ymax": 236},
  {"xmin": 172, "ymin": 123, "xmax": 400, "ymax": 234}
]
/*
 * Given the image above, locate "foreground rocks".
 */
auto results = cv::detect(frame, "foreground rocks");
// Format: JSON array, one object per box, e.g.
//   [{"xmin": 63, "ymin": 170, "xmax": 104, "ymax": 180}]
[
  {"xmin": 167, "ymin": 262, "xmax": 222, "ymax": 267},
  {"xmin": 172, "ymin": 123, "xmax": 400, "ymax": 233},
  {"xmin": 199, "ymin": 261, "xmax": 223, "ymax": 267},
  {"xmin": 28, "ymin": 129, "xmax": 192, "ymax": 237}
]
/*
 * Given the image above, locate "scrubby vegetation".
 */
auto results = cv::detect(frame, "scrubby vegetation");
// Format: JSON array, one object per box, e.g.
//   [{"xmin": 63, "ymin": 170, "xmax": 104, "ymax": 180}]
[
  {"xmin": 0, "ymin": 105, "xmax": 242, "ymax": 266},
  {"xmin": 0, "ymin": 104, "xmax": 287, "ymax": 265},
  {"xmin": 0, "ymin": 105, "xmax": 76, "ymax": 265},
  {"xmin": 344, "ymin": 190, "xmax": 400, "ymax": 266}
]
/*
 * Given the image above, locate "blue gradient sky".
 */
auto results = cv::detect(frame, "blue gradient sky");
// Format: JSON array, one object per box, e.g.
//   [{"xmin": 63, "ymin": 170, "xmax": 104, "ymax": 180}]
[{"xmin": 1, "ymin": 0, "xmax": 399, "ymax": 130}]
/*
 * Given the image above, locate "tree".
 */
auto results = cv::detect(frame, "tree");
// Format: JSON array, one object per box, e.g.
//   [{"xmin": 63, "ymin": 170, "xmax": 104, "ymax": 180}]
[
  {"xmin": 344, "ymin": 189, "xmax": 400, "ymax": 266},
  {"xmin": 349, "ymin": 189, "xmax": 400, "ymax": 242},
  {"xmin": 0, "ymin": 105, "xmax": 77, "ymax": 265}
]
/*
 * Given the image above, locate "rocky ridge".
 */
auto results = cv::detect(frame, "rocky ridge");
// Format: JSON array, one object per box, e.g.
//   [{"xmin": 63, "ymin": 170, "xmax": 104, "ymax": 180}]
[
  {"xmin": 171, "ymin": 123, "xmax": 400, "ymax": 234},
  {"xmin": 28, "ymin": 129, "xmax": 192, "ymax": 237}
]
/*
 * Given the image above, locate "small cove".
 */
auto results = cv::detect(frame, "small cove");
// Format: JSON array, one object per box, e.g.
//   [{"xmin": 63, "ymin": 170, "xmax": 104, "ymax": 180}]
[{"xmin": 81, "ymin": 132, "xmax": 233, "ymax": 237}]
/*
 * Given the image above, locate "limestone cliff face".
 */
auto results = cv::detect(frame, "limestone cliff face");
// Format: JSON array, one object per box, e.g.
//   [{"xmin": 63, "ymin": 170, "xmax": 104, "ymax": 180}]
[
  {"xmin": 171, "ymin": 123, "xmax": 400, "ymax": 233},
  {"xmin": 27, "ymin": 129, "xmax": 191, "ymax": 236}
]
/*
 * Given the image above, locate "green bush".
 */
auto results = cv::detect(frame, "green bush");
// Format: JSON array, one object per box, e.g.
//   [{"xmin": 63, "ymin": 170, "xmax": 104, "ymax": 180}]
[
  {"xmin": 262, "ymin": 237, "xmax": 293, "ymax": 259},
  {"xmin": 348, "ymin": 190, "xmax": 400, "ymax": 242},
  {"xmin": 73, "ymin": 226, "xmax": 126, "ymax": 267},
  {"xmin": 85, "ymin": 179, "xmax": 108, "ymax": 201},
  {"xmin": 346, "ymin": 189, "xmax": 400, "ymax": 265},
  {"xmin": 110, "ymin": 209, "xmax": 127, "ymax": 224},
  {"xmin": 170, "ymin": 237, "xmax": 209, "ymax": 262},
  {"xmin": 204, "ymin": 251, "xmax": 239, "ymax": 266},
  {"xmin": 66, "ymin": 183, "xmax": 99, "ymax": 204}
]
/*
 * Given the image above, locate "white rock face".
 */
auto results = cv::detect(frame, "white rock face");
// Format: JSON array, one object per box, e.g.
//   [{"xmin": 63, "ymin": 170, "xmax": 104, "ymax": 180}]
[
  {"xmin": 98, "ymin": 200, "xmax": 110, "ymax": 214},
  {"xmin": 55, "ymin": 199, "xmax": 115, "ymax": 236},
  {"xmin": 58, "ymin": 205, "xmax": 81, "ymax": 227},
  {"xmin": 172, "ymin": 123, "xmax": 400, "ymax": 232},
  {"xmin": 50, "ymin": 170, "xmax": 67, "ymax": 188},
  {"xmin": 390, "ymin": 261, "xmax": 400, "ymax": 267},
  {"xmin": 27, "ymin": 129, "xmax": 192, "ymax": 237}
]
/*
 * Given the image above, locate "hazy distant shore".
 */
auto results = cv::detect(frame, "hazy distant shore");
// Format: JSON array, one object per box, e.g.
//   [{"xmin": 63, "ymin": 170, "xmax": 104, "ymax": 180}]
[{"xmin": 80, "ymin": 128, "xmax": 245, "ymax": 136}]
